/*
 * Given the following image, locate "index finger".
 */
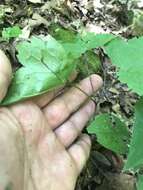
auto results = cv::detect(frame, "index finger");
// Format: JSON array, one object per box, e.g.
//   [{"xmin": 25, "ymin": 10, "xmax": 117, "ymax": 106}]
[{"xmin": 43, "ymin": 74, "xmax": 103, "ymax": 129}]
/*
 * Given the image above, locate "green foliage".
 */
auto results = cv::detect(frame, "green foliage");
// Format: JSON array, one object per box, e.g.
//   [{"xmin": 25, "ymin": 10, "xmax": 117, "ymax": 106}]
[
  {"xmin": 51, "ymin": 26, "xmax": 77, "ymax": 43},
  {"xmin": 124, "ymin": 97, "xmax": 143, "ymax": 171},
  {"xmin": 1, "ymin": 24, "xmax": 143, "ymax": 187},
  {"xmin": 50, "ymin": 27, "xmax": 110, "ymax": 74},
  {"xmin": 76, "ymin": 51, "xmax": 101, "ymax": 76},
  {"xmin": 1, "ymin": 35, "xmax": 75, "ymax": 105},
  {"xmin": 50, "ymin": 26, "xmax": 116, "ymax": 59},
  {"xmin": 137, "ymin": 175, "xmax": 143, "ymax": 190},
  {"xmin": 104, "ymin": 35, "xmax": 143, "ymax": 186},
  {"xmin": 18, "ymin": 25, "xmax": 143, "ymax": 188},
  {"xmin": 62, "ymin": 32, "xmax": 116, "ymax": 59},
  {"xmin": 1, "ymin": 32, "xmax": 115, "ymax": 105},
  {"xmin": 105, "ymin": 37, "xmax": 143, "ymax": 95},
  {"xmin": 87, "ymin": 114, "xmax": 130, "ymax": 154},
  {"xmin": 2, "ymin": 26, "xmax": 22, "ymax": 40}
]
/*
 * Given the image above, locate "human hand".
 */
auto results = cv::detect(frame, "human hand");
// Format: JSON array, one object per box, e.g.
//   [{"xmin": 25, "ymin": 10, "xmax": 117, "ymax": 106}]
[{"xmin": 0, "ymin": 50, "xmax": 103, "ymax": 190}]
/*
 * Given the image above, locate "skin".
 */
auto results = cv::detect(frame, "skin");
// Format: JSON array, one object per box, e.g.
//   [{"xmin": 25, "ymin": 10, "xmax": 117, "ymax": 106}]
[{"xmin": 0, "ymin": 50, "xmax": 103, "ymax": 190}]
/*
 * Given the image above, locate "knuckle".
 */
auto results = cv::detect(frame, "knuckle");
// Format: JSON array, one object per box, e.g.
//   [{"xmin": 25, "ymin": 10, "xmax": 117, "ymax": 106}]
[
  {"xmin": 90, "ymin": 74, "xmax": 103, "ymax": 91},
  {"xmin": 82, "ymin": 134, "xmax": 91, "ymax": 147},
  {"xmin": 68, "ymin": 119, "xmax": 81, "ymax": 135},
  {"xmin": 74, "ymin": 143, "xmax": 87, "ymax": 166},
  {"xmin": 86, "ymin": 101, "xmax": 95, "ymax": 115}
]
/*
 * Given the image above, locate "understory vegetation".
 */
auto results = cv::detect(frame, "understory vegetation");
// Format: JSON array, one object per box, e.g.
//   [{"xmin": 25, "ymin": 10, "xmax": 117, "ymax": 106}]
[{"xmin": 1, "ymin": 0, "xmax": 143, "ymax": 189}]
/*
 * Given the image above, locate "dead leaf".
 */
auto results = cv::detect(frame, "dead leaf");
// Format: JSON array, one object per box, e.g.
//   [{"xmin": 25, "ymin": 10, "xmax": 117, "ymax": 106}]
[
  {"xmin": 19, "ymin": 26, "xmax": 31, "ymax": 39},
  {"xmin": 28, "ymin": 0, "xmax": 42, "ymax": 3},
  {"xmin": 86, "ymin": 23, "xmax": 109, "ymax": 33},
  {"xmin": 138, "ymin": 0, "xmax": 143, "ymax": 8},
  {"xmin": 41, "ymin": 0, "xmax": 65, "ymax": 11},
  {"xmin": 28, "ymin": 13, "xmax": 49, "ymax": 28}
]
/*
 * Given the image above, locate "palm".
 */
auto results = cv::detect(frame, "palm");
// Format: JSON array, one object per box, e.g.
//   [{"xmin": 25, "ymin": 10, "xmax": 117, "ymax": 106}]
[{"xmin": 0, "ymin": 50, "xmax": 102, "ymax": 190}]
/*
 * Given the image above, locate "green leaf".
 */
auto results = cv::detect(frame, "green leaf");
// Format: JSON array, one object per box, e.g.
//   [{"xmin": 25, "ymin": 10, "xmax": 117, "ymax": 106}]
[
  {"xmin": 49, "ymin": 26, "xmax": 84, "ymax": 59},
  {"xmin": 17, "ymin": 36, "xmax": 67, "ymax": 71},
  {"xmin": 51, "ymin": 27, "xmax": 116, "ymax": 60},
  {"xmin": 1, "ymin": 32, "xmax": 116, "ymax": 105},
  {"xmin": 105, "ymin": 36, "xmax": 143, "ymax": 95},
  {"xmin": 81, "ymin": 32, "xmax": 116, "ymax": 50},
  {"xmin": 51, "ymin": 27, "xmax": 77, "ymax": 43},
  {"xmin": 2, "ymin": 26, "xmax": 22, "ymax": 39},
  {"xmin": 124, "ymin": 97, "xmax": 143, "ymax": 171},
  {"xmin": 62, "ymin": 32, "xmax": 116, "ymax": 59},
  {"xmin": 51, "ymin": 28, "xmax": 104, "ymax": 74},
  {"xmin": 2, "ymin": 67, "xmax": 64, "ymax": 104},
  {"xmin": 77, "ymin": 51, "xmax": 101, "ymax": 76},
  {"xmin": 87, "ymin": 114, "xmax": 130, "ymax": 154},
  {"xmin": 1, "ymin": 35, "xmax": 75, "ymax": 105},
  {"xmin": 137, "ymin": 175, "xmax": 143, "ymax": 190}
]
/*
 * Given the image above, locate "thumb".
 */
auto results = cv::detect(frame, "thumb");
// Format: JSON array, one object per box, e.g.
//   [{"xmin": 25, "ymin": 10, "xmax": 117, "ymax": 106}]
[{"xmin": 0, "ymin": 50, "xmax": 12, "ymax": 102}]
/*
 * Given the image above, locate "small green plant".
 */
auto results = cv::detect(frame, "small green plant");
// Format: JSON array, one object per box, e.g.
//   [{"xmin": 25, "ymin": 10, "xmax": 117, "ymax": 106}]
[
  {"xmin": 101, "ymin": 36, "xmax": 143, "ymax": 189},
  {"xmin": 88, "ymin": 113, "xmax": 130, "ymax": 154},
  {"xmin": 2, "ymin": 26, "xmax": 22, "ymax": 40},
  {"xmin": 103, "ymin": 37, "xmax": 143, "ymax": 183}
]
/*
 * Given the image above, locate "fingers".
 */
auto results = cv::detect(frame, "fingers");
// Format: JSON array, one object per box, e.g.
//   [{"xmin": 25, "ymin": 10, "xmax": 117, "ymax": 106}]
[
  {"xmin": 0, "ymin": 50, "xmax": 12, "ymax": 101},
  {"xmin": 43, "ymin": 74, "xmax": 103, "ymax": 129},
  {"xmin": 33, "ymin": 87, "xmax": 63, "ymax": 108},
  {"xmin": 68, "ymin": 134, "xmax": 91, "ymax": 174},
  {"xmin": 55, "ymin": 100, "xmax": 95, "ymax": 147}
]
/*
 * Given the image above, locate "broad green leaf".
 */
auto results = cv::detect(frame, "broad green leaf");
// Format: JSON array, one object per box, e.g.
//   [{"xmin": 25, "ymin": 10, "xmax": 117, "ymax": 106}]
[
  {"xmin": 51, "ymin": 27, "xmax": 116, "ymax": 59},
  {"xmin": 2, "ymin": 26, "xmax": 22, "ymax": 39},
  {"xmin": 17, "ymin": 36, "xmax": 67, "ymax": 71},
  {"xmin": 1, "ymin": 32, "xmax": 116, "ymax": 105},
  {"xmin": 51, "ymin": 28, "xmax": 103, "ymax": 73},
  {"xmin": 81, "ymin": 32, "xmax": 116, "ymax": 50},
  {"xmin": 87, "ymin": 114, "xmax": 130, "ymax": 154},
  {"xmin": 124, "ymin": 97, "xmax": 143, "ymax": 171},
  {"xmin": 105, "ymin": 36, "xmax": 143, "ymax": 95},
  {"xmin": 49, "ymin": 26, "xmax": 85, "ymax": 59},
  {"xmin": 62, "ymin": 32, "xmax": 116, "ymax": 59},
  {"xmin": 137, "ymin": 175, "xmax": 143, "ymax": 190},
  {"xmin": 1, "ymin": 35, "xmax": 74, "ymax": 105},
  {"xmin": 2, "ymin": 67, "xmax": 64, "ymax": 105},
  {"xmin": 62, "ymin": 38, "xmax": 86, "ymax": 59}
]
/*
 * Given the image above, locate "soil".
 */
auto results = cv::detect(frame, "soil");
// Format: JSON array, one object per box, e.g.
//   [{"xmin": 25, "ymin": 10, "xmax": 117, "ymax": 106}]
[{"xmin": 0, "ymin": 0, "xmax": 142, "ymax": 189}]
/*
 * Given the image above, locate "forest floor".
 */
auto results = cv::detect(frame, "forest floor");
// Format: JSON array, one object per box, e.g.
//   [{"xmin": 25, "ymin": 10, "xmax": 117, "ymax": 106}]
[{"xmin": 0, "ymin": 0, "xmax": 143, "ymax": 189}]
